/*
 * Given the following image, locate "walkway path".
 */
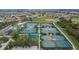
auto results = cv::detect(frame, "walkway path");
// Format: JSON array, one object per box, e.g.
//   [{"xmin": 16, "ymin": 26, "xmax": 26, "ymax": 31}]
[
  {"xmin": 53, "ymin": 22, "xmax": 76, "ymax": 49},
  {"xmin": 0, "ymin": 35, "xmax": 13, "ymax": 50},
  {"xmin": 38, "ymin": 23, "xmax": 41, "ymax": 50}
]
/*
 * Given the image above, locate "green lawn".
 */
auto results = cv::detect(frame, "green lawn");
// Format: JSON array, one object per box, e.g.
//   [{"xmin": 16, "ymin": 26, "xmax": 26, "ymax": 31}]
[
  {"xmin": 32, "ymin": 17, "xmax": 52, "ymax": 23},
  {"xmin": 32, "ymin": 18, "xmax": 47, "ymax": 23},
  {"xmin": 66, "ymin": 17, "xmax": 79, "ymax": 20},
  {"xmin": 54, "ymin": 22, "xmax": 79, "ymax": 49},
  {"xmin": 66, "ymin": 18, "xmax": 79, "ymax": 24},
  {"xmin": 72, "ymin": 18, "xmax": 79, "ymax": 20}
]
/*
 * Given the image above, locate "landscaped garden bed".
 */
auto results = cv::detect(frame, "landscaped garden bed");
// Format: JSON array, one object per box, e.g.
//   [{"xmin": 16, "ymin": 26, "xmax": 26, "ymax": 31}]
[
  {"xmin": 4, "ymin": 34, "xmax": 39, "ymax": 50},
  {"xmin": 0, "ymin": 37, "xmax": 9, "ymax": 48}
]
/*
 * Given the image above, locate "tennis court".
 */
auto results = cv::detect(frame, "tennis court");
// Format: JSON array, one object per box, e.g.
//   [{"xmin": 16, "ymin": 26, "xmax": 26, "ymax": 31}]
[{"xmin": 41, "ymin": 23, "xmax": 73, "ymax": 50}]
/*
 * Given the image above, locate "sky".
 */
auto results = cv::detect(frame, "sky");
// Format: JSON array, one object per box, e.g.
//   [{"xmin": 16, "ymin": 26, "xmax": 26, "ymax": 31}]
[{"xmin": 0, "ymin": 0, "xmax": 79, "ymax": 9}]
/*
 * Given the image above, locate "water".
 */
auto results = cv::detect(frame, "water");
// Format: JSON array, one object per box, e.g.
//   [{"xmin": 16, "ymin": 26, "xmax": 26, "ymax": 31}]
[{"xmin": 31, "ymin": 35, "xmax": 39, "ymax": 39}]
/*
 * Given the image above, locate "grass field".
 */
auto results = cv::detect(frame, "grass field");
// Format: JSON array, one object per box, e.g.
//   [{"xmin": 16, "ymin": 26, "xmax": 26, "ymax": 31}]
[
  {"xmin": 32, "ymin": 16, "xmax": 53, "ymax": 23},
  {"xmin": 66, "ymin": 18, "xmax": 79, "ymax": 23}
]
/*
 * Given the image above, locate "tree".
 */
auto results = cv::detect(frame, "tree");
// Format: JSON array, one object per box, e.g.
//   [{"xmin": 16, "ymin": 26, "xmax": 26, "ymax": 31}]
[
  {"xmin": 0, "ymin": 37, "xmax": 9, "ymax": 43},
  {"xmin": 10, "ymin": 30, "xmax": 19, "ymax": 40},
  {"xmin": 59, "ymin": 17, "xmax": 67, "ymax": 23},
  {"xmin": 68, "ymin": 18, "xmax": 72, "ymax": 23},
  {"xmin": 42, "ymin": 12, "xmax": 46, "ymax": 16},
  {"xmin": 22, "ymin": 17, "xmax": 28, "ymax": 22},
  {"xmin": 31, "ymin": 12, "xmax": 36, "ymax": 15}
]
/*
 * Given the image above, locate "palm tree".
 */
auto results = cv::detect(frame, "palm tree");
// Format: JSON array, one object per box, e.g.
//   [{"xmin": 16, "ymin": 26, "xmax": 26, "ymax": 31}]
[{"xmin": 10, "ymin": 30, "xmax": 19, "ymax": 40}]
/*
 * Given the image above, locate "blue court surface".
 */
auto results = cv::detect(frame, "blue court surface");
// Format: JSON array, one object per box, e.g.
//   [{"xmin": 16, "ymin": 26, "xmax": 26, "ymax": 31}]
[
  {"xmin": 41, "ymin": 23, "xmax": 73, "ymax": 50},
  {"xmin": 18, "ymin": 22, "xmax": 73, "ymax": 49}
]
